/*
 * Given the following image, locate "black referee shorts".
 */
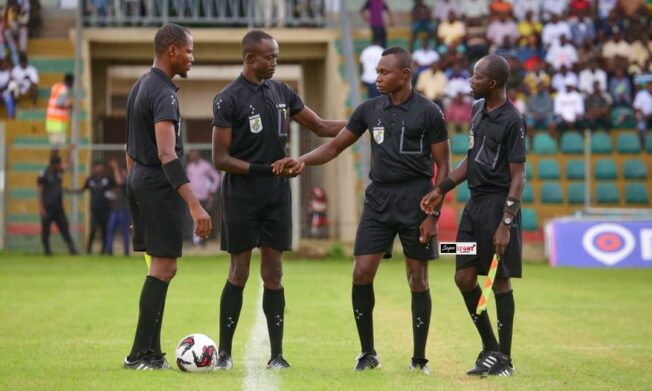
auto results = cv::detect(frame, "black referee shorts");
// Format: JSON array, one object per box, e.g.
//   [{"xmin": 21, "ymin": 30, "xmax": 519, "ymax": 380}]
[
  {"xmin": 128, "ymin": 164, "xmax": 186, "ymax": 258},
  {"xmin": 456, "ymin": 193, "xmax": 522, "ymax": 278},
  {"xmin": 354, "ymin": 178, "xmax": 436, "ymax": 261},
  {"xmin": 220, "ymin": 173, "xmax": 291, "ymax": 254}
]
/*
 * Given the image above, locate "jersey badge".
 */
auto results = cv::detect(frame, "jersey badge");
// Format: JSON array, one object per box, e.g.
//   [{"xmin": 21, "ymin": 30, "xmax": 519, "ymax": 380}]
[
  {"xmin": 468, "ymin": 129, "xmax": 474, "ymax": 150},
  {"xmin": 372, "ymin": 126, "xmax": 384, "ymax": 144},
  {"xmin": 249, "ymin": 113, "xmax": 263, "ymax": 133}
]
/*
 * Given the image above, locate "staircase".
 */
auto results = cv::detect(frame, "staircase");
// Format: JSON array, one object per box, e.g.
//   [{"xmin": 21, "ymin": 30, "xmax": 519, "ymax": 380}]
[{"xmin": 5, "ymin": 38, "xmax": 90, "ymax": 252}]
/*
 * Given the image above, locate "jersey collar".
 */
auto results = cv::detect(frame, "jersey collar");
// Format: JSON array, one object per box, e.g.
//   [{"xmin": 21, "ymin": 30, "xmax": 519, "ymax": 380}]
[
  {"xmin": 150, "ymin": 67, "xmax": 179, "ymax": 92},
  {"xmin": 383, "ymin": 89, "xmax": 416, "ymax": 111},
  {"xmin": 481, "ymin": 99, "xmax": 511, "ymax": 119},
  {"xmin": 238, "ymin": 74, "xmax": 269, "ymax": 92}
]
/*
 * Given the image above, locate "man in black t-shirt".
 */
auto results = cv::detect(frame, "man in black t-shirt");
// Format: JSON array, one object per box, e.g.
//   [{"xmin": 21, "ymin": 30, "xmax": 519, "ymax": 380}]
[
  {"xmin": 70, "ymin": 161, "xmax": 114, "ymax": 254},
  {"xmin": 122, "ymin": 23, "xmax": 211, "ymax": 371},
  {"xmin": 211, "ymin": 30, "xmax": 347, "ymax": 370},
  {"xmin": 37, "ymin": 154, "xmax": 79, "ymax": 256},
  {"xmin": 274, "ymin": 47, "xmax": 451, "ymax": 373},
  {"xmin": 421, "ymin": 55, "xmax": 526, "ymax": 377}
]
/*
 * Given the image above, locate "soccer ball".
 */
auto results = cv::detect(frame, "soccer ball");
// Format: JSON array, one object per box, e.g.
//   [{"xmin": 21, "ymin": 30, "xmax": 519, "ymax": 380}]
[{"xmin": 175, "ymin": 333, "xmax": 218, "ymax": 372}]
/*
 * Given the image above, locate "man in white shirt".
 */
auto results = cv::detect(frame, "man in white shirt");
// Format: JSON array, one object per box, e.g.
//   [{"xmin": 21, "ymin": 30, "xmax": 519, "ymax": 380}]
[
  {"xmin": 554, "ymin": 83, "xmax": 584, "ymax": 130},
  {"xmin": 578, "ymin": 61, "xmax": 607, "ymax": 95},
  {"xmin": 459, "ymin": 0, "xmax": 489, "ymax": 18},
  {"xmin": 412, "ymin": 39, "xmax": 440, "ymax": 75},
  {"xmin": 542, "ymin": 0, "xmax": 567, "ymax": 21},
  {"xmin": 545, "ymin": 35, "xmax": 578, "ymax": 70},
  {"xmin": 511, "ymin": 0, "xmax": 542, "ymax": 21},
  {"xmin": 541, "ymin": 14, "xmax": 571, "ymax": 48},
  {"xmin": 633, "ymin": 82, "xmax": 652, "ymax": 136},
  {"xmin": 359, "ymin": 39, "xmax": 385, "ymax": 99},
  {"xmin": 551, "ymin": 65, "xmax": 578, "ymax": 92},
  {"xmin": 10, "ymin": 53, "xmax": 38, "ymax": 106}
]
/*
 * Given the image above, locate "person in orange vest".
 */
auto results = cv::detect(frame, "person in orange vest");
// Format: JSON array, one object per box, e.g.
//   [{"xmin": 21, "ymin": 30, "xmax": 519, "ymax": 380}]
[{"xmin": 46, "ymin": 73, "xmax": 73, "ymax": 148}]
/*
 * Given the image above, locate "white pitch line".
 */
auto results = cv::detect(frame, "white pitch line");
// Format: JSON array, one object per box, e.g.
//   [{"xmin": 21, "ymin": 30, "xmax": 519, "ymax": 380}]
[{"xmin": 243, "ymin": 282, "xmax": 279, "ymax": 391}]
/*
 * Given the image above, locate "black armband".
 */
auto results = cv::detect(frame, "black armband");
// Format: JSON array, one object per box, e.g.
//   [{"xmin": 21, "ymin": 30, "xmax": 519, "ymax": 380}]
[
  {"xmin": 436, "ymin": 177, "xmax": 456, "ymax": 194},
  {"xmin": 162, "ymin": 158, "xmax": 190, "ymax": 189},
  {"xmin": 504, "ymin": 196, "xmax": 521, "ymax": 216},
  {"xmin": 249, "ymin": 163, "xmax": 274, "ymax": 176}
]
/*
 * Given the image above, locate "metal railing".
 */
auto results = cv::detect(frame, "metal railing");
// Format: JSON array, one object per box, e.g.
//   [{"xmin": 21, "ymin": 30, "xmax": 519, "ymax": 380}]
[{"xmin": 83, "ymin": 0, "xmax": 326, "ymax": 27}]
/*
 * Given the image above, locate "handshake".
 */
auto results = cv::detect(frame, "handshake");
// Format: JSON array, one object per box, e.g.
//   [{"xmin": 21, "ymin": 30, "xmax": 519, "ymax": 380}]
[{"xmin": 270, "ymin": 157, "xmax": 305, "ymax": 178}]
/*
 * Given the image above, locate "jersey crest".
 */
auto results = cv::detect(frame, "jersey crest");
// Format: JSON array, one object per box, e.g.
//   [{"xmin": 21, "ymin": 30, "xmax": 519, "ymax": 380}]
[
  {"xmin": 468, "ymin": 128, "xmax": 475, "ymax": 150},
  {"xmin": 249, "ymin": 114, "xmax": 263, "ymax": 133},
  {"xmin": 372, "ymin": 126, "xmax": 384, "ymax": 144}
]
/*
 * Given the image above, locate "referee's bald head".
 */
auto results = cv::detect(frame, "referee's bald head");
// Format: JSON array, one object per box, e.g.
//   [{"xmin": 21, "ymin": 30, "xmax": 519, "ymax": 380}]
[
  {"xmin": 154, "ymin": 23, "xmax": 190, "ymax": 57},
  {"xmin": 242, "ymin": 30, "xmax": 274, "ymax": 57},
  {"xmin": 478, "ymin": 55, "xmax": 511, "ymax": 88}
]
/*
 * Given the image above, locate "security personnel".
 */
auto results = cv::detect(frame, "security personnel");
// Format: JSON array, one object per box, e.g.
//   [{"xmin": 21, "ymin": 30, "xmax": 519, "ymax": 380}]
[
  {"xmin": 37, "ymin": 155, "xmax": 79, "ymax": 256},
  {"xmin": 211, "ymin": 30, "xmax": 347, "ymax": 370},
  {"xmin": 274, "ymin": 46, "xmax": 451, "ymax": 374},
  {"xmin": 122, "ymin": 23, "xmax": 211, "ymax": 371},
  {"xmin": 45, "ymin": 73, "xmax": 73, "ymax": 148},
  {"xmin": 421, "ymin": 55, "xmax": 526, "ymax": 377}
]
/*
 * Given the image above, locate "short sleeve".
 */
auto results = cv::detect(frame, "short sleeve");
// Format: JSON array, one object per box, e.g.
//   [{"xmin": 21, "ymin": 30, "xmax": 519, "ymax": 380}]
[
  {"xmin": 283, "ymin": 83, "xmax": 305, "ymax": 116},
  {"xmin": 346, "ymin": 102, "xmax": 369, "ymax": 136},
  {"xmin": 505, "ymin": 116, "xmax": 527, "ymax": 163},
  {"xmin": 212, "ymin": 93, "xmax": 236, "ymax": 128},
  {"xmin": 152, "ymin": 89, "xmax": 178, "ymax": 124},
  {"xmin": 425, "ymin": 102, "xmax": 448, "ymax": 144}
]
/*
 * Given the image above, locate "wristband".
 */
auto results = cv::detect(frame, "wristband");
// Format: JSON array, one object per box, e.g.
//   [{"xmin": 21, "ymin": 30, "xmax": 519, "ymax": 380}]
[
  {"xmin": 504, "ymin": 196, "xmax": 521, "ymax": 216},
  {"xmin": 436, "ymin": 177, "xmax": 456, "ymax": 194},
  {"xmin": 162, "ymin": 159, "xmax": 189, "ymax": 189},
  {"xmin": 249, "ymin": 163, "xmax": 274, "ymax": 176}
]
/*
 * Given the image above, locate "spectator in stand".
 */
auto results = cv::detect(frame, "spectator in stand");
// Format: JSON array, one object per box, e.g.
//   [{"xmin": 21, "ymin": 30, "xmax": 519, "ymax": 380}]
[
  {"xmin": 4, "ymin": 0, "xmax": 29, "ymax": 55},
  {"xmin": 584, "ymin": 81, "xmax": 613, "ymax": 131},
  {"xmin": 185, "ymin": 150, "xmax": 221, "ymax": 246},
  {"xmin": 10, "ymin": 53, "xmax": 38, "ymax": 107},
  {"xmin": 554, "ymin": 83, "xmax": 585, "ymax": 131},
  {"xmin": 577, "ymin": 38, "xmax": 601, "ymax": 67},
  {"xmin": 445, "ymin": 92, "xmax": 472, "ymax": 132},
  {"xmin": 45, "ymin": 73, "xmax": 73, "ymax": 148},
  {"xmin": 569, "ymin": 8, "xmax": 595, "ymax": 46},
  {"xmin": 542, "ymin": 0, "xmax": 568, "ymax": 21},
  {"xmin": 541, "ymin": 13, "xmax": 571, "ymax": 48},
  {"xmin": 609, "ymin": 66, "xmax": 633, "ymax": 104},
  {"xmin": 359, "ymin": 38, "xmax": 385, "ymax": 99},
  {"xmin": 486, "ymin": 14, "xmax": 520, "ymax": 51},
  {"xmin": 412, "ymin": 38, "xmax": 440, "ymax": 77},
  {"xmin": 416, "ymin": 61, "xmax": 447, "ymax": 107},
  {"xmin": 551, "ymin": 64, "xmax": 578, "ymax": 92},
  {"xmin": 508, "ymin": 87, "xmax": 526, "ymax": 113},
  {"xmin": 445, "ymin": 62, "xmax": 471, "ymax": 100},
  {"xmin": 489, "ymin": 0, "xmax": 513, "ymax": 18},
  {"xmin": 432, "ymin": 0, "xmax": 460, "ymax": 24},
  {"xmin": 578, "ymin": 61, "xmax": 608, "ymax": 95},
  {"xmin": 495, "ymin": 36, "xmax": 519, "ymax": 60},
  {"xmin": 105, "ymin": 158, "xmax": 130, "ymax": 256},
  {"xmin": 634, "ymin": 82, "xmax": 652, "ymax": 137},
  {"xmin": 611, "ymin": 95, "xmax": 636, "ymax": 129},
  {"xmin": 264, "ymin": 0, "xmax": 286, "ymax": 28},
  {"xmin": 597, "ymin": 0, "xmax": 619, "ymax": 22},
  {"xmin": 517, "ymin": 10, "xmax": 543, "ymax": 46},
  {"xmin": 569, "ymin": 0, "xmax": 591, "ymax": 15},
  {"xmin": 597, "ymin": 11, "xmax": 624, "ymax": 42},
  {"xmin": 437, "ymin": 11, "xmax": 466, "ymax": 53},
  {"xmin": 545, "ymin": 35, "xmax": 578, "ymax": 71},
  {"xmin": 466, "ymin": 17, "xmax": 489, "ymax": 63},
  {"xmin": 629, "ymin": 32, "xmax": 652, "ymax": 74},
  {"xmin": 602, "ymin": 30, "xmax": 631, "ymax": 69},
  {"xmin": 518, "ymin": 34, "xmax": 545, "ymax": 72},
  {"xmin": 0, "ymin": 59, "xmax": 15, "ymax": 118},
  {"xmin": 459, "ymin": 0, "xmax": 489, "ymax": 19},
  {"xmin": 524, "ymin": 61, "xmax": 551, "ymax": 94},
  {"xmin": 360, "ymin": 0, "xmax": 393, "ymax": 48},
  {"xmin": 0, "ymin": 5, "xmax": 19, "ymax": 67},
  {"xmin": 526, "ymin": 81, "xmax": 555, "ymax": 131},
  {"xmin": 511, "ymin": 0, "xmax": 542, "ymax": 21},
  {"xmin": 506, "ymin": 56, "xmax": 526, "ymax": 90},
  {"xmin": 409, "ymin": 0, "xmax": 433, "ymax": 52}
]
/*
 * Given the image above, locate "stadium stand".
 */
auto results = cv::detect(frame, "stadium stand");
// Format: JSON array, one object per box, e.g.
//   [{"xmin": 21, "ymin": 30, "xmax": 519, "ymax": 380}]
[
  {"xmin": 566, "ymin": 160, "xmax": 585, "ymax": 179},
  {"xmin": 590, "ymin": 131, "xmax": 613, "ymax": 154},
  {"xmin": 594, "ymin": 158, "xmax": 618, "ymax": 180},
  {"xmin": 560, "ymin": 131, "xmax": 584, "ymax": 154}
]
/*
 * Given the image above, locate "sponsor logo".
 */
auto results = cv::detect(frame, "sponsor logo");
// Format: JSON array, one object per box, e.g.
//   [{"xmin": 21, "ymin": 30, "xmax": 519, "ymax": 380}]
[
  {"xmin": 439, "ymin": 242, "xmax": 477, "ymax": 255},
  {"xmin": 582, "ymin": 224, "xmax": 636, "ymax": 266}
]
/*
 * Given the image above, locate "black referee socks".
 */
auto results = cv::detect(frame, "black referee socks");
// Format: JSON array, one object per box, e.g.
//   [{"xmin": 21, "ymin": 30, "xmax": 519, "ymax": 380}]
[
  {"xmin": 219, "ymin": 280, "xmax": 244, "ymax": 355},
  {"xmin": 262, "ymin": 286, "xmax": 285, "ymax": 358},
  {"xmin": 128, "ymin": 275, "xmax": 169, "ymax": 360},
  {"xmin": 462, "ymin": 285, "xmax": 500, "ymax": 352},
  {"xmin": 495, "ymin": 290, "xmax": 515, "ymax": 357},
  {"xmin": 352, "ymin": 283, "xmax": 376, "ymax": 354},
  {"xmin": 411, "ymin": 289, "xmax": 431, "ymax": 360}
]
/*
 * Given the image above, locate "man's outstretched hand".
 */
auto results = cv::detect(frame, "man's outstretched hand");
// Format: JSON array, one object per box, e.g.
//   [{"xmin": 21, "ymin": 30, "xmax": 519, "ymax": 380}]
[{"xmin": 272, "ymin": 157, "xmax": 305, "ymax": 177}]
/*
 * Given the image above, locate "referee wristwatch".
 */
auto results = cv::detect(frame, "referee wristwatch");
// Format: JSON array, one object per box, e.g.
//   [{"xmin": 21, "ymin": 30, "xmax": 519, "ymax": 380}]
[
  {"xmin": 502, "ymin": 215, "xmax": 513, "ymax": 226},
  {"xmin": 431, "ymin": 209, "xmax": 441, "ymax": 218}
]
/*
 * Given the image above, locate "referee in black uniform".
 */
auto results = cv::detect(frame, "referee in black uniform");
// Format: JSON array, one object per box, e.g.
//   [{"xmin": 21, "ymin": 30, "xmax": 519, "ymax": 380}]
[
  {"xmin": 275, "ymin": 47, "xmax": 451, "ymax": 373},
  {"xmin": 122, "ymin": 23, "xmax": 211, "ymax": 370},
  {"xmin": 421, "ymin": 55, "xmax": 526, "ymax": 377},
  {"xmin": 211, "ymin": 30, "xmax": 346, "ymax": 369}
]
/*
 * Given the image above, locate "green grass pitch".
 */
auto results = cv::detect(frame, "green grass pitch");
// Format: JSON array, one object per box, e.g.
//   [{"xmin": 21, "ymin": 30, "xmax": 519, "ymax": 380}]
[{"xmin": 1, "ymin": 254, "xmax": 651, "ymax": 390}]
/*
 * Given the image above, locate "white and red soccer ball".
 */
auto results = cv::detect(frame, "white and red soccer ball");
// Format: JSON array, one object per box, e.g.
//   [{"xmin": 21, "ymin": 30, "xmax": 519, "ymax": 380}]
[{"xmin": 175, "ymin": 333, "xmax": 218, "ymax": 372}]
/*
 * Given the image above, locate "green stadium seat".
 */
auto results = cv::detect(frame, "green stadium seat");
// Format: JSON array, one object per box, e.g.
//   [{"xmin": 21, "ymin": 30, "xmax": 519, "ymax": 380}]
[
  {"xmin": 525, "ymin": 160, "xmax": 532, "ymax": 180},
  {"xmin": 625, "ymin": 183, "xmax": 650, "ymax": 204},
  {"xmin": 456, "ymin": 181, "xmax": 470, "ymax": 202},
  {"xmin": 541, "ymin": 182, "xmax": 563, "ymax": 203},
  {"xmin": 451, "ymin": 133, "xmax": 469, "ymax": 155},
  {"xmin": 590, "ymin": 131, "xmax": 612, "ymax": 153},
  {"xmin": 596, "ymin": 183, "xmax": 620, "ymax": 204},
  {"xmin": 537, "ymin": 159, "xmax": 561, "ymax": 179},
  {"xmin": 522, "ymin": 182, "xmax": 534, "ymax": 203},
  {"xmin": 560, "ymin": 131, "xmax": 584, "ymax": 153},
  {"xmin": 594, "ymin": 159, "xmax": 618, "ymax": 180},
  {"xmin": 521, "ymin": 208, "xmax": 538, "ymax": 231},
  {"xmin": 532, "ymin": 133, "xmax": 557, "ymax": 154},
  {"xmin": 568, "ymin": 183, "xmax": 586, "ymax": 204},
  {"xmin": 566, "ymin": 160, "xmax": 585, "ymax": 179},
  {"xmin": 623, "ymin": 159, "xmax": 647, "ymax": 179},
  {"xmin": 616, "ymin": 132, "xmax": 642, "ymax": 153},
  {"xmin": 646, "ymin": 133, "xmax": 652, "ymax": 153}
]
